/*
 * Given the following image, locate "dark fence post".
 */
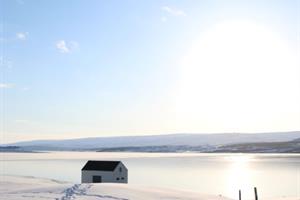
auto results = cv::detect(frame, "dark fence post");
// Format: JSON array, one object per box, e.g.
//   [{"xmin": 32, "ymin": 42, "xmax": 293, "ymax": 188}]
[
  {"xmin": 239, "ymin": 190, "xmax": 241, "ymax": 200},
  {"xmin": 254, "ymin": 187, "xmax": 258, "ymax": 200}
]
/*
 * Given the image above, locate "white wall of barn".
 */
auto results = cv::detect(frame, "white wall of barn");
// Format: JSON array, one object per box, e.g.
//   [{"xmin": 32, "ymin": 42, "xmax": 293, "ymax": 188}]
[{"xmin": 81, "ymin": 163, "xmax": 128, "ymax": 183}]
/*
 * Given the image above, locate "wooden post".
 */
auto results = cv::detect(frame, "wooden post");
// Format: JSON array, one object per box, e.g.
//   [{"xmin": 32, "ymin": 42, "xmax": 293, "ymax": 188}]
[
  {"xmin": 239, "ymin": 190, "xmax": 241, "ymax": 200},
  {"xmin": 254, "ymin": 187, "xmax": 258, "ymax": 200}
]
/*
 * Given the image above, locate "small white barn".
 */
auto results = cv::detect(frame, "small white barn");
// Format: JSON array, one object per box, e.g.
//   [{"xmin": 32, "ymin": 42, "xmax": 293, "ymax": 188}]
[{"xmin": 81, "ymin": 160, "xmax": 128, "ymax": 183}]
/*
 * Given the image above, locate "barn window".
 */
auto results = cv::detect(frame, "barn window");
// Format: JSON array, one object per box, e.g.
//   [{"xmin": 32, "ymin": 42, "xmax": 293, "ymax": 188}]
[
  {"xmin": 116, "ymin": 178, "xmax": 120, "ymax": 180},
  {"xmin": 121, "ymin": 177, "xmax": 124, "ymax": 180},
  {"xmin": 119, "ymin": 167, "xmax": 122, "ymax": 172}
]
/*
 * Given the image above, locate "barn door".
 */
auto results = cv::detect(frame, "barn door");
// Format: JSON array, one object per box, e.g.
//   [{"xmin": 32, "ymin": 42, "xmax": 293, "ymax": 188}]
[{"xmin": 93, "ymin": 176, "xmax": 102, "ymax": 183}]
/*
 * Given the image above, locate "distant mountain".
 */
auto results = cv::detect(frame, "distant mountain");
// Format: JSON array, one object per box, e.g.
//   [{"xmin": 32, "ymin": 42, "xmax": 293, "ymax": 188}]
[
  {"xmin": 95, "ymin": 145, "xmax": 214, "ymax": 153},
  {"xmin": 293, "ymin": 138, "xmax": 300, "ymax": 142},
  {"xmin": 5, "ymin": 131, "xmax": 300, "ymax": 151},
  {"xmin": 213, "ymin": 137, "xmax": 300, "ymax": 153},
  {"xmin": 0, "ymin": 146, "xmax": 35, "ymax": 153}
]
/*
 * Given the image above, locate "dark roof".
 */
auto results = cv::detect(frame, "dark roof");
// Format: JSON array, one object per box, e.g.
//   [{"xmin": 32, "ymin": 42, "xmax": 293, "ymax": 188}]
[{"xmin": 81, "ymin": 160, "xmax": 121, "ymax": 171}]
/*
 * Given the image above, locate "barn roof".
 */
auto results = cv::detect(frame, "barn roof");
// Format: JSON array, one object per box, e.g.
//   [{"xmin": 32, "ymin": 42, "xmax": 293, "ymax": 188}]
[{"xmin": 81, "ymin": 160, "xmax": 121, "ymax": 171}]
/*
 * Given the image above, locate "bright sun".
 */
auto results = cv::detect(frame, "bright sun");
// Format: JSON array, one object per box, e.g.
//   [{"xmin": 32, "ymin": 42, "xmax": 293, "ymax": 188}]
[{"xmin": 173, "ymin": 20, "xmax": 300, "ymax": 132}]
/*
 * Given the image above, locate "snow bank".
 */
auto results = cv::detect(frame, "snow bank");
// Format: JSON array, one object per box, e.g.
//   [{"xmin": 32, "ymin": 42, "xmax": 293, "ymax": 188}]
[{"xmin": 0, "ymin": 175, "xmax": 230, "ymax": 200}]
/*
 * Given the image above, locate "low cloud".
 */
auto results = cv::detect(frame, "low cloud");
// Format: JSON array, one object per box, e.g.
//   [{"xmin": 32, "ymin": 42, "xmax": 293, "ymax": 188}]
[
  {"xmin": 22, "ymin": 87, "xmax": 30, "ymax": 91},
  {"xmin": 161, "ymin": 16, "xmax": 167, "ymax": 23},
  {"xmin": 16, "ymin": 32, "xmax": 28, "ymax": 40},
  {"xmin": 1, "ymin": 32, "xmax": 28, "ymax": 42},
  {"xmin": 0, "ymin": 83, "xmax": 14, "ymax": 89},
  {"xmin": 56, "ymin": 40, "xmax": 70, "ymax": 53},
  {"xmin": 161, "ymin": 6, "xmax": 186, "ymax": 17},
  {"xmin": 15, "ymin": 119, "xmax": 30, "ymax": 123},
  {"xmin": 55, "ymin": 40, "xmax": 79, "ymax": 53}
]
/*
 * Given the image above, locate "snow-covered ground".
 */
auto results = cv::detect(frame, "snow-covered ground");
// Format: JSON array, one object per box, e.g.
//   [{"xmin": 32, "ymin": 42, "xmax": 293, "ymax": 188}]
[
  {"xmin": 0, "ymin": 175, "xmax": 232, "ymax": 200},
  {"xmin": 1, "ymin": 175, "xmax": 299, "ymax": 200}
]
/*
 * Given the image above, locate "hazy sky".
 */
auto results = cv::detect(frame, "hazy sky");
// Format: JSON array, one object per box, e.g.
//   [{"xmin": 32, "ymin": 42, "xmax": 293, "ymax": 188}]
[{"xmin": 1, "ymin": 0, "xmax": 299, "ymax": 143}]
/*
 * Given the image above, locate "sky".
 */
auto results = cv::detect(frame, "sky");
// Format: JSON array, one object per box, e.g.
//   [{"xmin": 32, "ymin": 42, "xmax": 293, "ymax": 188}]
[{"xmin": 0, "ymin": 0, "xmax": 299, "ymax": 143}]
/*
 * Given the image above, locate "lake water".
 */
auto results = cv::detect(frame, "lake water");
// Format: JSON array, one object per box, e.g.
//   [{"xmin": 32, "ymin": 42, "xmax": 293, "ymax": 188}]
[{"xmin": 0, "ymin": 152, "xmax": 299, "ymax": 199}]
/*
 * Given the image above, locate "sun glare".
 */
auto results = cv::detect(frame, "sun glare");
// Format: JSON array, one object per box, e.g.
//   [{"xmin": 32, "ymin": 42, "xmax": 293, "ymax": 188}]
[
  {"xmin": 174, "ymin": 20, "xmax": 299, "ymax": 132},
  {"xmin": 226, "ymin": 155, "xmax": 254, "ymax": 199}
]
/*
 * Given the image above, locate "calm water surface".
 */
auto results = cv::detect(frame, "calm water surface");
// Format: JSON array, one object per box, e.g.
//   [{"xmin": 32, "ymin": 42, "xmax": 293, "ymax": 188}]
[{"xmin": 0, "ymin": 152, "xmax": 299, "ymax": 199}]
